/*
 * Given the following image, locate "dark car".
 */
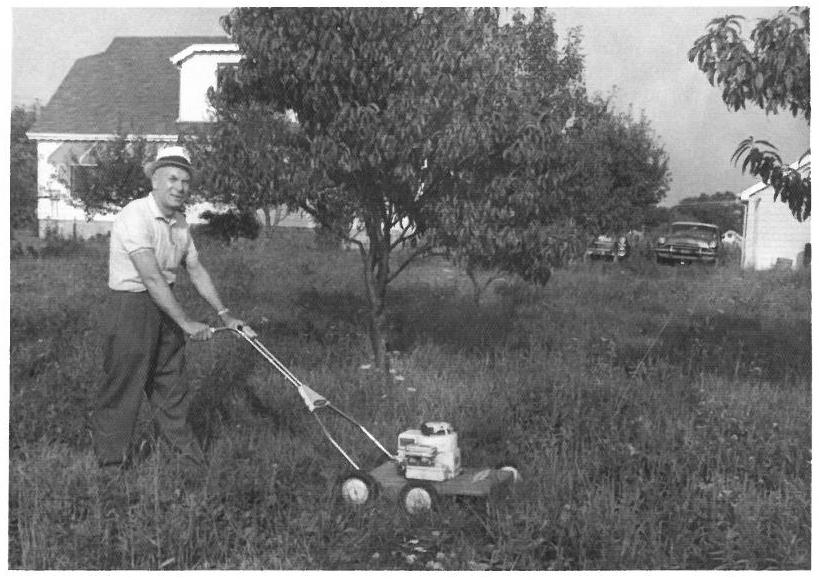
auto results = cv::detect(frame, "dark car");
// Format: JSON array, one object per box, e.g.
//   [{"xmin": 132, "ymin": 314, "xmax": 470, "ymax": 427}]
[
  {"xmin": 585, "ymin": 234, "xmax": 630, "ymax": 262},
  {"xmin": 654, "ymin": 221, "xmax": 720, "ymax": 265}
]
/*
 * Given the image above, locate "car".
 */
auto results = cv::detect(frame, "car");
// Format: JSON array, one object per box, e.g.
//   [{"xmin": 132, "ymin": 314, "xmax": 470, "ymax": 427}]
[
  {"xmin": 585, "ymin": 234, "xmax": 630, "ymax": 262},
  {"xmin": 654, "ymin": 221, "xmax": 721, "ymax": 265}
]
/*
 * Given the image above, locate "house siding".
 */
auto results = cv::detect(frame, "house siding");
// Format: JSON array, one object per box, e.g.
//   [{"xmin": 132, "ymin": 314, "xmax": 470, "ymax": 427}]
[
  {"xmin": 177, "ymin": 50, "xmax": 242, "ymax": 123},
  {"xmin": 741, "ymin": 181, "xmax": 811, "ymax": 270}
]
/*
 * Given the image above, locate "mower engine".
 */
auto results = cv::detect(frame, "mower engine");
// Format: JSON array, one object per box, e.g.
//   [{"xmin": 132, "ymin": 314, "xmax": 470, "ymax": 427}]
[{"xmin": 396, "ymin": 421, "xmax": 462, "ymax": 482}]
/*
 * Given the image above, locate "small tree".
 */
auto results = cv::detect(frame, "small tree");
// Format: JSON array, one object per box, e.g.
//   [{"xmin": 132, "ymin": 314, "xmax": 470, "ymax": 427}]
[
  {"xmin": 10, "ymin": 105, "xmax": 39, "ymax": 231},
  {"xmin": 435, "ymin": 94, "xmax": 670, "ymax": 297},
  {"xmin": 69, "ymin": 134, "xmax": 154, "ymax": 216},
  {"xmin": 689, "ymin": 7, "xmax": 810, "ymax": 220},
  {"xmin": 182, "ymin": 102, "xmax": 311, "ymax": 230},
  {"xmin": 216, "ymin": 7, "xmax": 593, "ymax": 370}
]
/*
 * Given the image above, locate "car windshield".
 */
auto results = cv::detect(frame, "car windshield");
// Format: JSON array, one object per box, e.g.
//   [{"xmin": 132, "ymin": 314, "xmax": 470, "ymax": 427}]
[{"xmin": 670, "ymin": 224, "xmax": 718, "ymax": 239}]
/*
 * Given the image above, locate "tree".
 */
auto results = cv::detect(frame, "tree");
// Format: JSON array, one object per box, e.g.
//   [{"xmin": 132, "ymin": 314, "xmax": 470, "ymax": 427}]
[
  {"xmin": 674, "ymin": 191, "xmax": 744, "ymax": 233},
  {"xmin": 215, "ymin": 8, "xmax": 671, "ymax": 367},
  {"xmin": 549, "ymin": 98, "xmax": 669, "ymax": 236},
  {"xmin": 69, "ymin": 134, "xmax": 154, "ymax": 216},
  {"xmin": 689, "ymin": 7, "xmax": 810, "ymax": 220},
  {"xmin": 426, "ymin": 9, "xmax": 590, "ymax": 293},
  {"xmin": 643, "ymin": 205, "xmax": 672, "ymax": 229},
  {"xmin": 216, "ymin": 7, "xmax": 586, "ymax": 370},
  {"xmin": 10, "ymin": 105, "xmax": 39, "ymax": 231},
  {"xmin": 433, "ymin": 77, "xmax": 669, "ymax": 296},
  {"xmin": 181, "ymin": 103, "xmax": 311, "ymax": 230}
]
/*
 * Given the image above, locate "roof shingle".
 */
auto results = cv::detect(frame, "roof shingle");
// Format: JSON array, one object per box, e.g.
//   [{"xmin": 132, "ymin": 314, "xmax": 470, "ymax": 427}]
[{"xmin": 31, "ymin": 36, "xmax": 232, "ymax": 136}]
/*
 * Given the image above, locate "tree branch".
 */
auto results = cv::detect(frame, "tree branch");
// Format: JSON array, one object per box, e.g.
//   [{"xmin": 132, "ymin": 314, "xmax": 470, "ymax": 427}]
[{"xmin": 388, "ymin": 241, "xmax": 444, "ymax": 283}]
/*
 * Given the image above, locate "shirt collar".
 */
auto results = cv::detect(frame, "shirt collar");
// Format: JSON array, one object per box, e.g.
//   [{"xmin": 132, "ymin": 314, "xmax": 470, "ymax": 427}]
[{"xmin": 147, "ymin": 193, "xmax": 178, "ymax": 225}]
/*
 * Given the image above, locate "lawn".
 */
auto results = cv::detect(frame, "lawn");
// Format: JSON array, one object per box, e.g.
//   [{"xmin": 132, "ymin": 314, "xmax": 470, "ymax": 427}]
[{"xmin": 8, "ymin": 230, "xmax": 811, "ymax": 569}]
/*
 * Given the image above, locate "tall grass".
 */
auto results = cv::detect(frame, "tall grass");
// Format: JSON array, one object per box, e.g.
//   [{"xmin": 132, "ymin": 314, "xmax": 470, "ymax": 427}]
[{"xmin": 9, "ymin": 231, "xmax": 810, "ymax": 569}]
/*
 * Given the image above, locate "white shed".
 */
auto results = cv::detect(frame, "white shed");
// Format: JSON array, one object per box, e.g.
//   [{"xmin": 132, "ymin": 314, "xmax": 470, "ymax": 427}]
[{"xmin": 740, "ymin": 156, "xmax": 811, "ymax": 270}]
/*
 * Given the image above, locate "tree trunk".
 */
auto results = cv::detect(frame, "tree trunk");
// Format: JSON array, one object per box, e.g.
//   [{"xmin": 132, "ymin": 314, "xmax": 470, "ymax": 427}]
[
  {"xmin": 360, "ymin": 220, "xmax": 391, "ymax": 375},
  {"xmin": 466, "ymin": 263, "xmax": 483, "ymax": 306},
  {"xmin": 262, "ymin": 204, "xmax": 272, "ymax": 228}
]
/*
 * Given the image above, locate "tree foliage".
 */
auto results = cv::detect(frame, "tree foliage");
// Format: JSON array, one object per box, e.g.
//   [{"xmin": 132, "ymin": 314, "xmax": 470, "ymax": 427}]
[
  {"xmin": 198, "ymin": 208, "xmax": 261, "ymax": 243},
  {"xmin": 432, "ymin": 30, "xmax": 669, "ymax": 285},
  {"xmin": 181, "ymin": 103, "xmax": 311, "ymax": 228},
  {"xmin": 70, "ymin": 135, "xmax": 154, "ymax": 216},
  {"xmin": 689, "ymin": 7, "xmax": 810, "ymax": 220},
  {"xmin": 214, "ymin": 7, "xmax": 670, "ymax": 368},
  {"xmin": 558, "ymin": 100, "xmax": 670, "ymax": 234},
  {"xmin": 10, "ymin": 105, "xmax": 39, "ymax": 231},
  {"xmin": 674, "ymin": 191, "xmax": 743, "ymax": 233}
]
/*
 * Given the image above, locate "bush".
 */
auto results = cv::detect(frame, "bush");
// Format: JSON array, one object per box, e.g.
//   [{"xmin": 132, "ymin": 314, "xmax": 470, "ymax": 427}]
[{"xmin": 198, "ymin": 209, "xmax": 261, "ymax": 243}]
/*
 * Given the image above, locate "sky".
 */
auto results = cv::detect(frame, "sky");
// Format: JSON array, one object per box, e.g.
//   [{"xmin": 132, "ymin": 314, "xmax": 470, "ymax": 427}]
[{"xmin": 8, "ymin": 3, "xmax": 811, "ymax": 207}]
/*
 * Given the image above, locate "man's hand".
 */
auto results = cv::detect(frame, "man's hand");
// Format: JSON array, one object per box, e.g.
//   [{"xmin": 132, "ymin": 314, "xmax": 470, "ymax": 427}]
[
  {"xmin": 183, "ymin": 321, "xmax": 213, "ymax": 342},
  {"xmin": 220, "ymin": 312, "xmax": 257, "ymax": 338}
]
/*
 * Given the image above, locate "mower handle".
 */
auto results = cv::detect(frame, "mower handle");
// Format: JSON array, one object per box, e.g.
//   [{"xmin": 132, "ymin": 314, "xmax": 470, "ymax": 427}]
[
  {"xmin": 209, "ymin": 324, "xmax": 399, "ymax": 467},
  {"xmin": 210, "ymin": 325, "xmax": 256, "ymax": 340},
  {"xmin": 210, "ymin": 325, "xmax": 244, "ymax": 334}
]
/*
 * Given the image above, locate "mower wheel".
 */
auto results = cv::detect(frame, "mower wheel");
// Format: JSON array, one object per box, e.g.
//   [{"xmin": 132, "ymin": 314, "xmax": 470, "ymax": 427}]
[
  {"xmin": 337, "ymin": 470, "xmax": 379, "ymax": 508},
  {"xmin": 399, "ymin": 481, "xmax": 439, "ymax": 515}
]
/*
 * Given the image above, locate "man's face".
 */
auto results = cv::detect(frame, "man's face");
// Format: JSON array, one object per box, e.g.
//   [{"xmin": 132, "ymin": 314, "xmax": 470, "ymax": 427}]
[{"xmin": 151, "ymin": 166, "xmax": 191, "ymax": 216}]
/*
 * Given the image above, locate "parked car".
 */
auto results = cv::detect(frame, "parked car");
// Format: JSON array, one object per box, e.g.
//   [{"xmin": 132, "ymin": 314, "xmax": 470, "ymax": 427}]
[
  {"xmin": 654, "ymin": 221, "xmax": 720, "ymax": 265},
  {"xmin": 721, "ymin": 230, "xmax": 743, "ymax": 246},
  {"xmin": 585, "ymin": 234, "xmax": 630, "ymax": 262}
]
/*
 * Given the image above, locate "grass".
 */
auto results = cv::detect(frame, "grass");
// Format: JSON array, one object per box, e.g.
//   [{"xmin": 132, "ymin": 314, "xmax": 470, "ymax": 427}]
[{"xmin": 8, "ymin": 230, "xmax": 811, "ymax": 569}]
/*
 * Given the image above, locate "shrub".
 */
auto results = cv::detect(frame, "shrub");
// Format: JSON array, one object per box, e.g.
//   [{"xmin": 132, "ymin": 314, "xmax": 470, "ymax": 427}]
[{"xmin": 198, "ymin": 209, "xmax": 261, "ymax": 243}]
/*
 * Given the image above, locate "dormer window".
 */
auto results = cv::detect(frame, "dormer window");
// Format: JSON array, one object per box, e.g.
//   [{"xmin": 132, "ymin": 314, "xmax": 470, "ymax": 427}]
[
  {"xmin": 170, "ymin": 43, "xmax": 241, "ymax": 123},
  {"xmin": 216, "ymin": 62, "xmax": 240, "ymax": 90}
]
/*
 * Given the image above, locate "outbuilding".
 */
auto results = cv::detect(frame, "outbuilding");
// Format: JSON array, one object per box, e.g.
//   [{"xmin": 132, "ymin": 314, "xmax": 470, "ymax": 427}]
[{"xmin": 739, "ymin": 156, "xmax": 810, "ymax": 270}]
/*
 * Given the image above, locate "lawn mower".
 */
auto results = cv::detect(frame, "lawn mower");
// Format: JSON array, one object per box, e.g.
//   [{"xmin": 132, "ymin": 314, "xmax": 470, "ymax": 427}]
[{"xmin": 212, "ymin": 326, "xmax": 521, "ymax": 514}]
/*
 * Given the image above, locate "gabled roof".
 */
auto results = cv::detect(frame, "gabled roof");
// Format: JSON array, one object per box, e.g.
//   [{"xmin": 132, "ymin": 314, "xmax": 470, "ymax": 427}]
[{"xmin": 29, "ymin": 36, "xmax": 232, "ymax": 137}]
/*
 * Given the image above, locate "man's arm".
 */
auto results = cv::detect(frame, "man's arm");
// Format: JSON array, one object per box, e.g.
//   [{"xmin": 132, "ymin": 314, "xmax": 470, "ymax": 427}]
[
  {"xmin": 129, "ymin": 249, "xmax": 212, "ymax": 340},
  {"xmin": 185, "ymin": 252, "xmax": 256, "ymax": 337}
]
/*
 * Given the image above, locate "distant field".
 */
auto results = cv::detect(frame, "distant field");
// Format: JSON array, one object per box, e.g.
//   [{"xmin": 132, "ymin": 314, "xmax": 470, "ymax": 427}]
[{"xmin": 9, "ymin": 230, "xmax": 811, "ymax": 570}]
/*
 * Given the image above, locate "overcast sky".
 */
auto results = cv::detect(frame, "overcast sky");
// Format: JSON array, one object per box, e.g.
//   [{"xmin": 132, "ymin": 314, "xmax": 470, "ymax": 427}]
[{"xmin": 9, "ymin": 4, "xmax": 811, "ymax": 206}]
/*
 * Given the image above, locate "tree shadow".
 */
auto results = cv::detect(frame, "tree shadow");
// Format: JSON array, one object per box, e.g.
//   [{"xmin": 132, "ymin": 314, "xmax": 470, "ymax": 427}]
[{"xmin": 292, "ymin": 284, "xmax": 522, "ymax": 355}]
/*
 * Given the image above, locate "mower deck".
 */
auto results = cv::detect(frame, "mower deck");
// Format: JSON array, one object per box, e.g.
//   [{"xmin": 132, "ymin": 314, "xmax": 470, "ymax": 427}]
[{"xmin": 370, "ymin": 460, "xmax": 514, "ymax": 498}]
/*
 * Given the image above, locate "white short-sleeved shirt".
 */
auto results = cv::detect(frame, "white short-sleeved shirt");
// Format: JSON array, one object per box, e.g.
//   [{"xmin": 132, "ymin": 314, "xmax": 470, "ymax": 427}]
[{"xmin": 108, "ymin": 194, "xmax": 198, "ymax": 292}]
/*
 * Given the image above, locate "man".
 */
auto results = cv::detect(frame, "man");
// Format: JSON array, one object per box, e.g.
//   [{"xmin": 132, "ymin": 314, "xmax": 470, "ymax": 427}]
[{"xmin": 92, "ymin": 145, "xmax": 256, "ymax": 471}]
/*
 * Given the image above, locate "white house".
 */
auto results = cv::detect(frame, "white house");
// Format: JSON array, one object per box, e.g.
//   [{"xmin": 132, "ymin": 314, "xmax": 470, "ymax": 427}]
[
  {"xmin": 739, "ymin": 155, "xmax": 811, "ymax": 270},
  {"xmin": 26, "ymin": 36, "xmax": 313, "ymax": 238}
]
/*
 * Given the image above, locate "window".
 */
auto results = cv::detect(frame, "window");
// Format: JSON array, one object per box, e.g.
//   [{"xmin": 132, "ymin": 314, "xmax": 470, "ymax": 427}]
[{"xmin": 216, "ymin": 62, "xmax": 240, "ymax": 89}]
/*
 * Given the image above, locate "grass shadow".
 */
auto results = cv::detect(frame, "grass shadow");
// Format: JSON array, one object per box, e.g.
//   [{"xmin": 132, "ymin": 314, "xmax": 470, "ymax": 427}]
[
  {"xmin": 619, "ymin": 313, "xmax": 811, "ymax": 381},
  {"xmin": 291, "ymin": 283, "xmax": 525, "ymax": 356}
]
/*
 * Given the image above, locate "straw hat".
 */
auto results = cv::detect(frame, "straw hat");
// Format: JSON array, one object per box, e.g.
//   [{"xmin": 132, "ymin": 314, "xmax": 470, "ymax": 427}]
[{"xmin": 144, "ymin": 145, "xmax": 194, "ymax": 179}]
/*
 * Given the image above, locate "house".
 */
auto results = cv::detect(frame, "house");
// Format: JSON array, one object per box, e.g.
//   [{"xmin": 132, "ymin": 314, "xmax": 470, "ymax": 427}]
[
  {"xmin": 26, "ymin": 36, "xmax": 314, "ymax": 238},
  {"xmin": 739, "ymin": 155, "xmax": 811, "ymax": 270}
]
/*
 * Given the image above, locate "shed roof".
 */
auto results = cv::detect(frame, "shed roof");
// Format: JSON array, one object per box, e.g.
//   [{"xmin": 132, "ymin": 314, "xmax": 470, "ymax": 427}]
[{"xmin": 30, "ymin": 36, "xmax": 232, "ymax": 137}]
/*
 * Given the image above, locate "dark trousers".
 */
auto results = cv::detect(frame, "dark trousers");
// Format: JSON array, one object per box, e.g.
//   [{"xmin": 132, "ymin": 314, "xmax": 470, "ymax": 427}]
[{"xmin": 91, "ymin": 290, "xmax": 203, "ymax": 466}]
